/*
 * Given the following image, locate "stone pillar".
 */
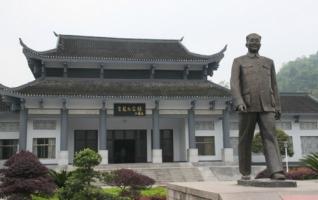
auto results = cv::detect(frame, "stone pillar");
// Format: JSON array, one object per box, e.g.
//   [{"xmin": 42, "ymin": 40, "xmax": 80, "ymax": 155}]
[
  {"xmin": 222, "ymin": 101, "xmax": 234, "ymax": 162},
  {"xmin": 152, "ymin": 100, "xmax": 162, "ymax": 163},
  {"xmin": 19, "ymin": 99, "xmax": 28, "ymax": 151},
  {"xmin": 99, "ymin": 101, "xmax": 108, "ymax": 165},
  {"xmin": 59, "ymin": 100, "xmax": 69, "ymax": 165},
  {"xmin": 187, "ymin": 100, "xmax": 198, "ymax": 162}
]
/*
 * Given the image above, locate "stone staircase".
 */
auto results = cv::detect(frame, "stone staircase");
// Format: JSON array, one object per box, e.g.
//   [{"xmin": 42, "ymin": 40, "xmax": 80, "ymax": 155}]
[{"xmin": 93, "ymin": 162, "xmax": 266, "ymax": 185}]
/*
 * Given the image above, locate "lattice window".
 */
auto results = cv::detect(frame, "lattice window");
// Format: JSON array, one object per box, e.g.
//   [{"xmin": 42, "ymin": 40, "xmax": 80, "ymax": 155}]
[
  {"xmin": 0, "ymin": 139, "xmax": 18, "ymax": 159},
  {"xmin": 195, "ymin": 121, "xmax": 214, "ymax": 130},
  {"xmin": 0, "ymin": 122, "xmax": 19, "ymax": 132},
  {"xmin": 300, "ymin": 121, "xmax": 318, "ymax": 130},
  {"xmin": 33, "ymin": 120, "xmax": 57, "ymax": 130},
  {"xmin": 276, "ymin": 121, "xmax": 292, "ymax": 130},
  {"xmin": 196, "ymin": 136, "xmax": 215, "ymax": 155},
  {"xmin": 32, "ymin": 138, "xmax": 56, "ymax": 159}
]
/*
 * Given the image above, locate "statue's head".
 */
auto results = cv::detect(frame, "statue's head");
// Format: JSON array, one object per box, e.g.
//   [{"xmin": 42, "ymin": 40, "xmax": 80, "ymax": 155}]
[{"xmin": 246, "ymin": 33, "xmax": 261, "ymax": 53}]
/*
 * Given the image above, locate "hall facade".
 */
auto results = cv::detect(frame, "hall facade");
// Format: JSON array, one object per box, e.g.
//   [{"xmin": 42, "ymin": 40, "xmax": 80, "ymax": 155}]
[{"xmin": 0, "ymin": 34, "xmax": 233, "ymax": 165}]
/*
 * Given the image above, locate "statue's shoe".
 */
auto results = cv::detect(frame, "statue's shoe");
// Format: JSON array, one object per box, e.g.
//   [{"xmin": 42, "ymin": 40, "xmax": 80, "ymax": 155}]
[{"xmin": 271, "ymin": 172, "xmax": 286, "ymax": 180}]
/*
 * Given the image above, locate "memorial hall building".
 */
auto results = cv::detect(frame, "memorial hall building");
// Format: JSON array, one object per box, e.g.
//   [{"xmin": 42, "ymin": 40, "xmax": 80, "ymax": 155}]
[{"xmin": 0, "ymin": 34, "xmax": 318, "ymax": 165}]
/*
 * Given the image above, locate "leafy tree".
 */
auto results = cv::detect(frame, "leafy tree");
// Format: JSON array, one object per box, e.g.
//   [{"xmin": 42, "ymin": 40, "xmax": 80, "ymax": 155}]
[
  {"xmin": 58, "ymin": 148, "xmax": 105, "ymax": 200},
  {"xmin": 252, "ymin": 129, "xmax": 294, "ymax": 157},
  {"xmin": 102, "ymin": 169, "xmax": 155, "ymax": 199},
  {"xmin": 0, "ymin": 151, "xmax": 56, "ymax": 200},
  {"xmin": 277, "ymin": 52, "xmax": 318, "ymax": 97}
]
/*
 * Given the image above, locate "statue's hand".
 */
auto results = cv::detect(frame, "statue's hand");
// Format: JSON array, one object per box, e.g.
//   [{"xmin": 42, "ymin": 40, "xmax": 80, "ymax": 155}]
[
  {"xmin": 237, "ymin": 104, "xmax": 247, "ymax": 112},
  {"xmin": 275, "ymin": 110, "xmax": 281, "ymax": 120}
]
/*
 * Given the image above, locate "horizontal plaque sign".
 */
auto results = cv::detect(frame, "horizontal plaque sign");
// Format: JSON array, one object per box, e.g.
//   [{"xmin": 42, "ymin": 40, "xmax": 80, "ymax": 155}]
[{"xmin": 114, "ymin": 103, "xmax": 146, "ymax": 116}]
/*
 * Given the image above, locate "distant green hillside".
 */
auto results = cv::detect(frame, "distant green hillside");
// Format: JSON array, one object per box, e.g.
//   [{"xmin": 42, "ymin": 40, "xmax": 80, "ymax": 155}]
[{"xmin": 277, "ymin": 52, "xmax": 318, "ymax": 98}]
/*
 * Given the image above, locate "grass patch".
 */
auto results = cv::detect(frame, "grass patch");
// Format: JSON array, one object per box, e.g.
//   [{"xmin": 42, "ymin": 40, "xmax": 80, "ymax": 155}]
[
  {"xmin": 103, "ymin": 187, "xmax": 122, "ymax": 197},
  {"xmin": 140, "ymin": 186, "xmax": 166, "ymax": 197},
  {"xmin": 103, "ymin": 186, "xmax": 167, "ymax": 198},
  {"xmin": 32, "ymin": 186, "xmax": 167, "ymax": 199},
  {"xmin": 32, "ymin": 194, "xmax": 58, "ymax": 200}
]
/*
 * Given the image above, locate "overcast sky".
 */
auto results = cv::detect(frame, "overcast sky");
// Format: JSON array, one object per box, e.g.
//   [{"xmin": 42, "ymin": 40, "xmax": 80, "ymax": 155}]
[{"xmin": 0, "ymin": 0, "xmax": 317, "ymax": 87}]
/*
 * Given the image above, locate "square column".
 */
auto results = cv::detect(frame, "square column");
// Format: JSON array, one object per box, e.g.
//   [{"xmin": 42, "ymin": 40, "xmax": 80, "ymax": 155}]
[
  {"xmin": 18, "ymin": 99, "xmax": 28, "ymax": 151},
  {"xmin": 99, "ymin": 104, "xmax": 108, "ymax": 165},
  {"xmin": 152, "ymin": 100, "xmax": 162, "ymax": 163},
  {"xmin": 58, "ymin": 101, "xmax": 69, "ymax": 166},
  {"xmin": 187, "ymin": 101, "xmax": 198, "ymax": 162},
  {"xmin": 222, "ymin": 102, "xmax": 234, "ymax": 162}
]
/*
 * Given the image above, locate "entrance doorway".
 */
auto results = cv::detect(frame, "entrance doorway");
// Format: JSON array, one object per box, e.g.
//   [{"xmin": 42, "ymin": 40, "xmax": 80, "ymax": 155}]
[
  {"xmin": 160, "ymin": 130, "xmax": 174, "ymax": 162},
  {"xmin": 74, "ymin": 130, "xmax": 98, "ymax": 155},
  {"xmin": 107, "ymin": 130, "xmax": 147, "ymax": 163},
  {"xmin": 151, "ymin": 129, "xmax": 174, "ymax": 162}
]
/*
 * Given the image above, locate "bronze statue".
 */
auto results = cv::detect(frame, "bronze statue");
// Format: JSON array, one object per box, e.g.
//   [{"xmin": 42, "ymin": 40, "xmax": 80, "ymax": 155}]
[{"xmin": 230, "ymin": 33, "xmax": 285, "ymax": 180}]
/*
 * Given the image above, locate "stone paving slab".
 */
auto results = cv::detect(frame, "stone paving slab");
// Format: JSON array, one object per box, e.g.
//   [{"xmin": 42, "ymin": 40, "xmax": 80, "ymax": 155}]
[
  {"xmin": 167, "ymin": 180, "xmax": 318, "ymax": 200},
  {"xmin": 282, "ymin": 195, "xmax": 318, "ymax": 200}
]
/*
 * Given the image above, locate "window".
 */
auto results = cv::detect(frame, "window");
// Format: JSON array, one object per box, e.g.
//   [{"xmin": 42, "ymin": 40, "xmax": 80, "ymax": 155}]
[
  {"xmin": 276, "ymin": 121, "xmax": 292, "ymax": 130},
  {"xmin": 300, "ymin": 121, "xmax": 318, "ymax": 130},
  {"xmin": 0, "ymin": 122, "xmax": 19, "ymax": 132},
  {"xmin": 196, "ymin": 136, "xmax": 215, "ymax": 155},
  {"xmin": 33, "ymin": 120, "xmax": 56, "ymax": 130},
  {"xmin": 230, "ymin": 122, "xmax": 239, "ymax": 130},
  {"xmin": 33, "ymin": 138, "xmax": 56, "ymax": 159},
  {"xmin": 195, "ymin": 121, "xmax": 214, "ymax": 130},
  {"xmin": 0, "ymin": 139, "xmax": 18, "ymax": 159}
]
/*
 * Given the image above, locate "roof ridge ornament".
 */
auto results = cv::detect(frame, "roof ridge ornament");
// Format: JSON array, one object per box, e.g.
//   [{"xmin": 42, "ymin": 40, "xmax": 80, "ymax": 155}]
[
  {"xmin": 53, "ymin": 31, "xmax": 59, "ymax": 37},
  {"xmin": 180, "ymin": 36, "xmax": 184, "ymax": 42},
  {"xmin": 19, "ymin": 38, "xmax": 27, "ymax": 48}
]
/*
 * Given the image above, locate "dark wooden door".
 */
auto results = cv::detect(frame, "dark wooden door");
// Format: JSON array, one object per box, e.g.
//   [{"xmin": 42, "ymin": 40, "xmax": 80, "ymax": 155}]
[
  {"xmin": 160, "ymin": 129, "xmax": 173, "ymax": 162},
  {"xmin": 74, "ymin": 130, "xmax": 98, "ymax": 155}
]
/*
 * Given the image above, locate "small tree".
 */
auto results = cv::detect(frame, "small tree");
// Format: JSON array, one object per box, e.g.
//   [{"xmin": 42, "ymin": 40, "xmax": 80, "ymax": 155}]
[
  {"xmin": 102, "ymin": 169, "xmax": 155, "ymax": 199},
  {"xmin": 252, "ymin": 129, "xmax": 294, "ymax": 157},
  {"xmin": 0, "ymin": 150, "xmax": 56, "ymax": 200},
  {"xmin": 58, "ymin": 148, "xmax": 105, "ymax": 200}
]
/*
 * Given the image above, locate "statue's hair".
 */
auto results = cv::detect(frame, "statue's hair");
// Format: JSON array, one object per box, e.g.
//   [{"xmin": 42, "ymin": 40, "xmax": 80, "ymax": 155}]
[{"xmin": 246, "ymin": 33, "xmax": 261, "ymax": 41}]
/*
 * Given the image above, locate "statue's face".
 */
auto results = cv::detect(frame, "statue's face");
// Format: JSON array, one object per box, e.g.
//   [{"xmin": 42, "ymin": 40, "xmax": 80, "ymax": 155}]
[{"xmin": 246, "ymin": 37, "xmax": 261, "ymax": 53}]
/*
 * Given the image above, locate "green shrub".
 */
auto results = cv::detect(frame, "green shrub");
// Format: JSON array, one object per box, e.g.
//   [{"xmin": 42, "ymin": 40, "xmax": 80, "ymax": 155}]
[
  {"xmin": 58, "ymin": 148, "xmax": 106, "ymax": 200},
  {"xmin": 49, "ymin": 169, "xmax": 72, "ymax": 188},
  {"xmin": 252, "ymin": 129, "xmax": 294, "ymax": 157},
  {"xmin": 300, "ymin": 152, "xmax": 318, "ymax": 173}
]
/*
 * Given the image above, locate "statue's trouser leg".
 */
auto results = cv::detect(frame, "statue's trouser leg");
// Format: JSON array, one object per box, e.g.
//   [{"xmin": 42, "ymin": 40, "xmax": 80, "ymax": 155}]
[
  {"xmin": 238, "ymin": 112, "xmax": 257, "ymax": 176},
  {"xmin": 258, "ymin": 112, "xmax": 283, "ymax": 175}
]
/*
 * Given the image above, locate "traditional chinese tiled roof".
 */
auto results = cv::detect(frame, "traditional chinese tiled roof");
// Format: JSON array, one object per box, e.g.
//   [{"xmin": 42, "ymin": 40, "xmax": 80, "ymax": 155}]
[
  {"xmin": 20, "ymin": 34, "xmax": 226, "ymax": 64},
  {"xmin": 3, "ymin": 78, "xmax": 230, "ymax": 99},
  {"xmin": 280, "ymin": 93, "xmax": 318, "ymax": 114}
]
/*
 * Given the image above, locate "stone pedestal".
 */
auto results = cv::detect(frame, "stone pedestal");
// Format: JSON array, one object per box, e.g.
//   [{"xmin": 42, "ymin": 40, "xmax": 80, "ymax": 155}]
[
  {"xmin": 98, "ymin": 150, "xmax": 108, "ymax": 165},
  {"xmin": 237, "ymin": 179, "xmax": 297, "ymax": 187},
  {"xmin": 187, "ymin": 148, "xmax": 199, "ymax": 162},
  {"xmin": 152, "ymin": 149, "xmax": 162, "ymax": 163},
  {"xmin": 167, "ymin": 181, "xmax": 317, "ymax": 200},
  {"xmin": 58, "ymin": 151, "xmax": 69, "ymax": 166},
  {"xmin": 221, "ymin": 148, "xmax": 234, "ymax": 162}
]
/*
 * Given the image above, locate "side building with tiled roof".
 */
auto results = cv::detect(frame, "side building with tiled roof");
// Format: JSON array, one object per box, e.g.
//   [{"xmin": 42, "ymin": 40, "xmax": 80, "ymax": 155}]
[
  {"xmin": 0, "ymin": 33, "xmax": 318, "ymax": 165},
  {"xmin": 229, "ymin": 93, "xmax": 318, "ymax": 163}
]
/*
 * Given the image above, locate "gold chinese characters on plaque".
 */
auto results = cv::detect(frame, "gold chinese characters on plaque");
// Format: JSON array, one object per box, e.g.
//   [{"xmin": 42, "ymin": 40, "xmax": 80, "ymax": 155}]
[{"xmin": 114, "ymin": 103, "xmax": 146, "ymax": 116}]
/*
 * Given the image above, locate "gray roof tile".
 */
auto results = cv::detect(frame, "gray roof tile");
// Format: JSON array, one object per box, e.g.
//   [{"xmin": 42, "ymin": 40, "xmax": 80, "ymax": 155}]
[{"xmin": 9, "ymin": 78, "xmax": 230, "ymax": 98}]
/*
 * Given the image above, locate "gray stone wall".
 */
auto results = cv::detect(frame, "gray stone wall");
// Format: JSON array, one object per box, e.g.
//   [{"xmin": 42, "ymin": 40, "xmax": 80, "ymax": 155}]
[{"xmin": 301, "ymin": 136, "xmax": 318, "ymax": 155}]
